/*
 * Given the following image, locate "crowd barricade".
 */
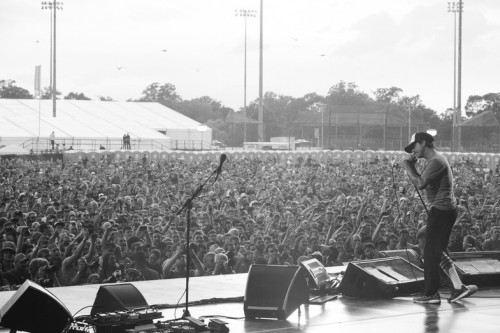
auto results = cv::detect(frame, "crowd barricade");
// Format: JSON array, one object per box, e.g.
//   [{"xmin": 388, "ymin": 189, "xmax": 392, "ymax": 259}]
[
  {"xmin": 341, "ymin": 150, "xmax": 352, "ymax": 160},
  {"xmin": 493, "ymin": 154, "xmax": 500, "ymax": 170},
  {"xmin": 61, "ymin": 149, "xmax": 500, "ymax": 169},
  {"xmin": 131, "ymin": 150, "xmax": 142, "ymax": 161},
  {"xmin": 363, "ymin": 149, "xmax": 375, "ymax": 161},
  {"xmin": 352, "ymin": 150, "xmax": 364, "ymax": 163},
  {"xmin": 158, "ymin": 151, "xmax": 168, "ymax": 161},
  {"xmin": 447, "ymin": 152, "xmax": 459, "ymax": 164},
  {"xmin": 316, "ymin": 152, "xmax": 327, "ymax": 162},
  {"xmin": 276, "ymin": 151, "xmax": 287, "ymax": 162},
  {"xmin": 466, "ymin": 152, "xmax": 477, "ymax": 163},
  {"xmin": 382, "ymin": 151, "xmax": 395, "ymax": 162},
  {"xmin": 230, "ymin": 152, "xmax": 241, "ymax": 160},
  {"xmin": 331, "ymin": 150, "xmax": 342, "ymax": 160},
  {"xmin": 479, "ymin": 153, "xmax": 490, "ymax": 167},
  {"xmin": 141, "ymin": 151, "xmax": 152, "ymax": 161}
]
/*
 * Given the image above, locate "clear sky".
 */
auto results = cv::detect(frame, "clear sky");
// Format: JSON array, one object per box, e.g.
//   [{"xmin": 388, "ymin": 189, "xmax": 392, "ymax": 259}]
[{"xmin": 1, "ymin": 0, "xmax": 499, "ymax": 115}]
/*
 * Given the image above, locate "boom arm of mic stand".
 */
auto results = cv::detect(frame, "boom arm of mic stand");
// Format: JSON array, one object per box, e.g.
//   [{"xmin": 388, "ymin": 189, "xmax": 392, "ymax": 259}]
[{"xmin": 176, "ymin": 168, "xmax": 217, "ymax": 216}]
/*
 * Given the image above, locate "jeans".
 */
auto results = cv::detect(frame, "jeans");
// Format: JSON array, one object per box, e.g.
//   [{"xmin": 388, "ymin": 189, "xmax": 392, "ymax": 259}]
[{"xmin": 423, "ymin": 206, "xmax": 457, "ymax": 295}]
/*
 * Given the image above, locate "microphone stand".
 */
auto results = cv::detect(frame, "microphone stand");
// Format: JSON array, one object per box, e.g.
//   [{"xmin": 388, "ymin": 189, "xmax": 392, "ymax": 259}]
[{"xmin": 176, "ymin": 165, "xmax": 219, "ymax": 318}]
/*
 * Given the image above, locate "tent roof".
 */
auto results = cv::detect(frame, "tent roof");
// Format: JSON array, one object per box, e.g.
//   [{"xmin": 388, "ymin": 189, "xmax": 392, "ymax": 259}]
[
  {"xmin": 0, "ymin": 99, "xmax": 205, "ymax": 139},
  {"xmin": 0, "ymin": 144, "xmax": 30, "ymax": 155},
  {"xmin": 459, "ymin": 111, "xmax": 500, "ymax": 127}
]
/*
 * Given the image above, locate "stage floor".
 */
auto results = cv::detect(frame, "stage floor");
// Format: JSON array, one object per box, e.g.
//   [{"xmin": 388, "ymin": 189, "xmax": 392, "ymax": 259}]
[{"xmin": 0, "ymin": 272, "xmax": 499, "ymax": 333}]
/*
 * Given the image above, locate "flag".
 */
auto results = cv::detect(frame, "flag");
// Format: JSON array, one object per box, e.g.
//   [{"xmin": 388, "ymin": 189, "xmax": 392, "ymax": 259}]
[{"xmin": 34, "ymin": 65, "xmax": 41, "ymax": 97}]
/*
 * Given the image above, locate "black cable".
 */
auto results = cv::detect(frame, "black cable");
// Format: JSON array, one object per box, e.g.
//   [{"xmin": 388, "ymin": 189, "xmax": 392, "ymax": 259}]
[
  {"xmin": 174, "ymin": 289, "xmax": 186, "ymax": 320},
  {"xmin": 413, "ymin": 184, "xmax": 429, "ymax": 214},
  {"xmin": 199, "ymin": 315, "xmax": 245, "ymax": 320},
  {"xmin": 152, "ymin": 296, "xmax": 244, "ymax": 310},
  {"xmin": 72, "ymin": 305, "xmax": 95, "ymax": 319},
  {"xmin": 390, "ymin": 163, "xmax": 401, "ymax": 217}
]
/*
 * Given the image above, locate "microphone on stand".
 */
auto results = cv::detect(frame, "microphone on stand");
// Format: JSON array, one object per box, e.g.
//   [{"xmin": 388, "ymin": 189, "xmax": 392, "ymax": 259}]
[{"xmin": 214, "ymin": 154, "xmax": 227, "ymax": 183}]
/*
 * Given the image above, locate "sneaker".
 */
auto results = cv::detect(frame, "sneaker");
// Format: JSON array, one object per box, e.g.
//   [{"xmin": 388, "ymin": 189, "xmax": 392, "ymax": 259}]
[
  {"xmin": 413, "ymin": 293, "xmax": 441, "ymax": 304},
  {"xmin": 448, "ymin": 284, "xmax": 478, "ymax": 303}
]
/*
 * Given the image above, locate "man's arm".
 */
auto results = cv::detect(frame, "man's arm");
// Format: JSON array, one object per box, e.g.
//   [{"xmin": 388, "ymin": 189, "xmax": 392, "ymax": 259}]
[
  {"xmin": 162, "ymin": 251, "xmax": 182, "ymax": 278},
  {"xmin": 400, "ymin": 160, "xmax": 426, "ymax": 190},
  {"xmin": 63, "ymin": 230, "xmax": 89, "ymax": 269}
]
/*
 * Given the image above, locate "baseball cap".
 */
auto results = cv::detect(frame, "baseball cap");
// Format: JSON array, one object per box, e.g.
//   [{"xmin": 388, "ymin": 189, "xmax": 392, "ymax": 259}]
[
  {"xmin": 404, "ymin": 132, "xmax": 434, "ymax": 153},
  {"xmin": 0, "ymin": 241, "xmax": 16, "ymax": 253},
  {"xmin": 14, "ymin": 253, "xmax": 29, "ymax": 263}
]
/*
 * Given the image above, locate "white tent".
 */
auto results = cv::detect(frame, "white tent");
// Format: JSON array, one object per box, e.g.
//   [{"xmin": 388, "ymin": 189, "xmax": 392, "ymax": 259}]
[{"xmin": 0, "ymin": 99, "xmax": 212, "ymax": 151}]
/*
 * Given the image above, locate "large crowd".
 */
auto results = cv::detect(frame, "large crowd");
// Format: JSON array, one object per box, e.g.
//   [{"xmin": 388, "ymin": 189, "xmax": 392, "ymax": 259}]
[{"xmin": 0, "ymin": 152, "xmax": 499, "ymax": 290}]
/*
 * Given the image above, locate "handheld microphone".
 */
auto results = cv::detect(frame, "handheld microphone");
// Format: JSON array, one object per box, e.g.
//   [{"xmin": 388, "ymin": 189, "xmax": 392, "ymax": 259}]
[{"xmin": 393, "ymin": 154, "xmax": 416, "ymax": 168}]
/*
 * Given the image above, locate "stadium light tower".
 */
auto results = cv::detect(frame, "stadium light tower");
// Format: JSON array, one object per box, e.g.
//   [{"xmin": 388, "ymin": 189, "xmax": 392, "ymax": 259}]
[
  {"xmin": 41, "ymin": 1, "xmax": 63, "ymax": 117},
  {"xmin": 448, "ymin": 1, "xmax": 463, "ymax": 151},
  {"xmin": 258, "ymin": 0, "xmax": 264, "ymax": 142},
  {"xmin": 235, "ymin": 9, "xmax": 256, "ymax": 144}
]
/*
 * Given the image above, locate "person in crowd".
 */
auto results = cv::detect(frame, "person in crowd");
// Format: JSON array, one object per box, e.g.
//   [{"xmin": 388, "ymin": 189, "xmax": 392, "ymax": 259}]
[
  {"xmin": 0, "ymin": 242, "xmax": 17, "ymax": 274},
  {"xmin": 133, "ymin": 250, "xmax": 160, "ymax": 280},
  {"xmin": 4, "ymin": 253, "xmax": 31, "ymax": 287},
  {"xmin": 482, "ymin": 226, "xmax": 500, "ymax": 251},
  {"xmin": 61, "ymin": 229, "xmax": 96, "ymax": 285}
]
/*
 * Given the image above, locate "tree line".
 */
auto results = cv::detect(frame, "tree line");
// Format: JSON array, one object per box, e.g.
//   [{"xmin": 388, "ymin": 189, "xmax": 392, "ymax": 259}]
[{"xmin": 1, "ymin": 78, "xmax": 499, "ymax": 147}]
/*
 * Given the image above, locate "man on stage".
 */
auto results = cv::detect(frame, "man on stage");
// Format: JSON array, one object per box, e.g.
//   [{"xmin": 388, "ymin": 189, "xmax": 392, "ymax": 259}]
[{"xmin": 399, "ymin": 132, "xmax": 477, "ymax": 304}]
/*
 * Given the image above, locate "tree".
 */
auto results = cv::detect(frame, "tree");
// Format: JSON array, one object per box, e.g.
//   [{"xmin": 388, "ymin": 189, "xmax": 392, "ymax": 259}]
[
  {"xmin": 138, "ymin": 82, "xmax": 182, "ymax": 109},
  {"xmin": 64, "ymin": 92, "xmax": 91, "ymax": 100},
  {"xmin": 398, "ymin": 95, "xmax": 424, "ymax": 110},
  {"xmin": 41, "ymin": 87, "xmax": 62, "ymax": 100},
  {"xmin": 327, "ymin": 81, "xmax": 371, "ymax": 105},
  {"xmin": 465, "ymin": 93, "xmax": 500, "ymax": 119},
  {"xmin": 99, "ymin": 96, "xmax": 114, "ymax": 101},
  {"xmin": 372, "ymin": 87, "xmax": 403, "ymax": 104},
  {"xmin": 0, "ymin": 80, "xmax": 32, "ymax": 99}
]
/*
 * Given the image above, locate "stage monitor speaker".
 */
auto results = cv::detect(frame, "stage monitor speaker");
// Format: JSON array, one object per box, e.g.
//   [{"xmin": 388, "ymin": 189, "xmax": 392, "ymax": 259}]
[
  {"xmin": 244, "ymin": 264, "xmax": 309, "ymax": 320},
  {"xmin": 453, "ymin": 257, "xmax": 500, "ymax": 287},
  {"xmin": 379, "ymin": 249, "xmax": 421, "ymax": 267},
  {"xmin": 0, "ymin": 280, "xmax": 72, "ymax": 333},
  {"xmin": 338, "ymin": 257, "xmax": 424, "ymax": 298},
  {"xmin": 91, "ymin": 283, "xmax": 149, "ymax": 316}
]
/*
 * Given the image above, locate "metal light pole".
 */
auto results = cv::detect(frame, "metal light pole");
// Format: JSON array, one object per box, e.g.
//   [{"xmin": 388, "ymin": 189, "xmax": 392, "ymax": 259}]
[
  {"xmin": 258, "ymin": 0, "xmax": 264, "ymax": 142},
  {"xmin": 321, "ymin": 105, "xmax": 324, "ymax": 148},
  {"xmin": 457, "ymin": 0, "xmax": 463, "ymax": 152},
  {"xmin": 448, "ymin": 2, "xmax": 459, "ymax": 151},
  {"xmin": 41, "ymin": 2, "xmax": 53, "ymax": 96},
  {"xmin": 236, "ymin": 9, "xmax": 256, "ymax": 144},
  {"xmin": 408, "ymin": 105, "xmax": 411, "ymax": 142},
  {"xmin": 448, "ymin": 1, "xmax": 464, "ymax": 151},
  {"xmin": 41, "ymin": 1, "xmax": 63, "ymax": 117}
]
